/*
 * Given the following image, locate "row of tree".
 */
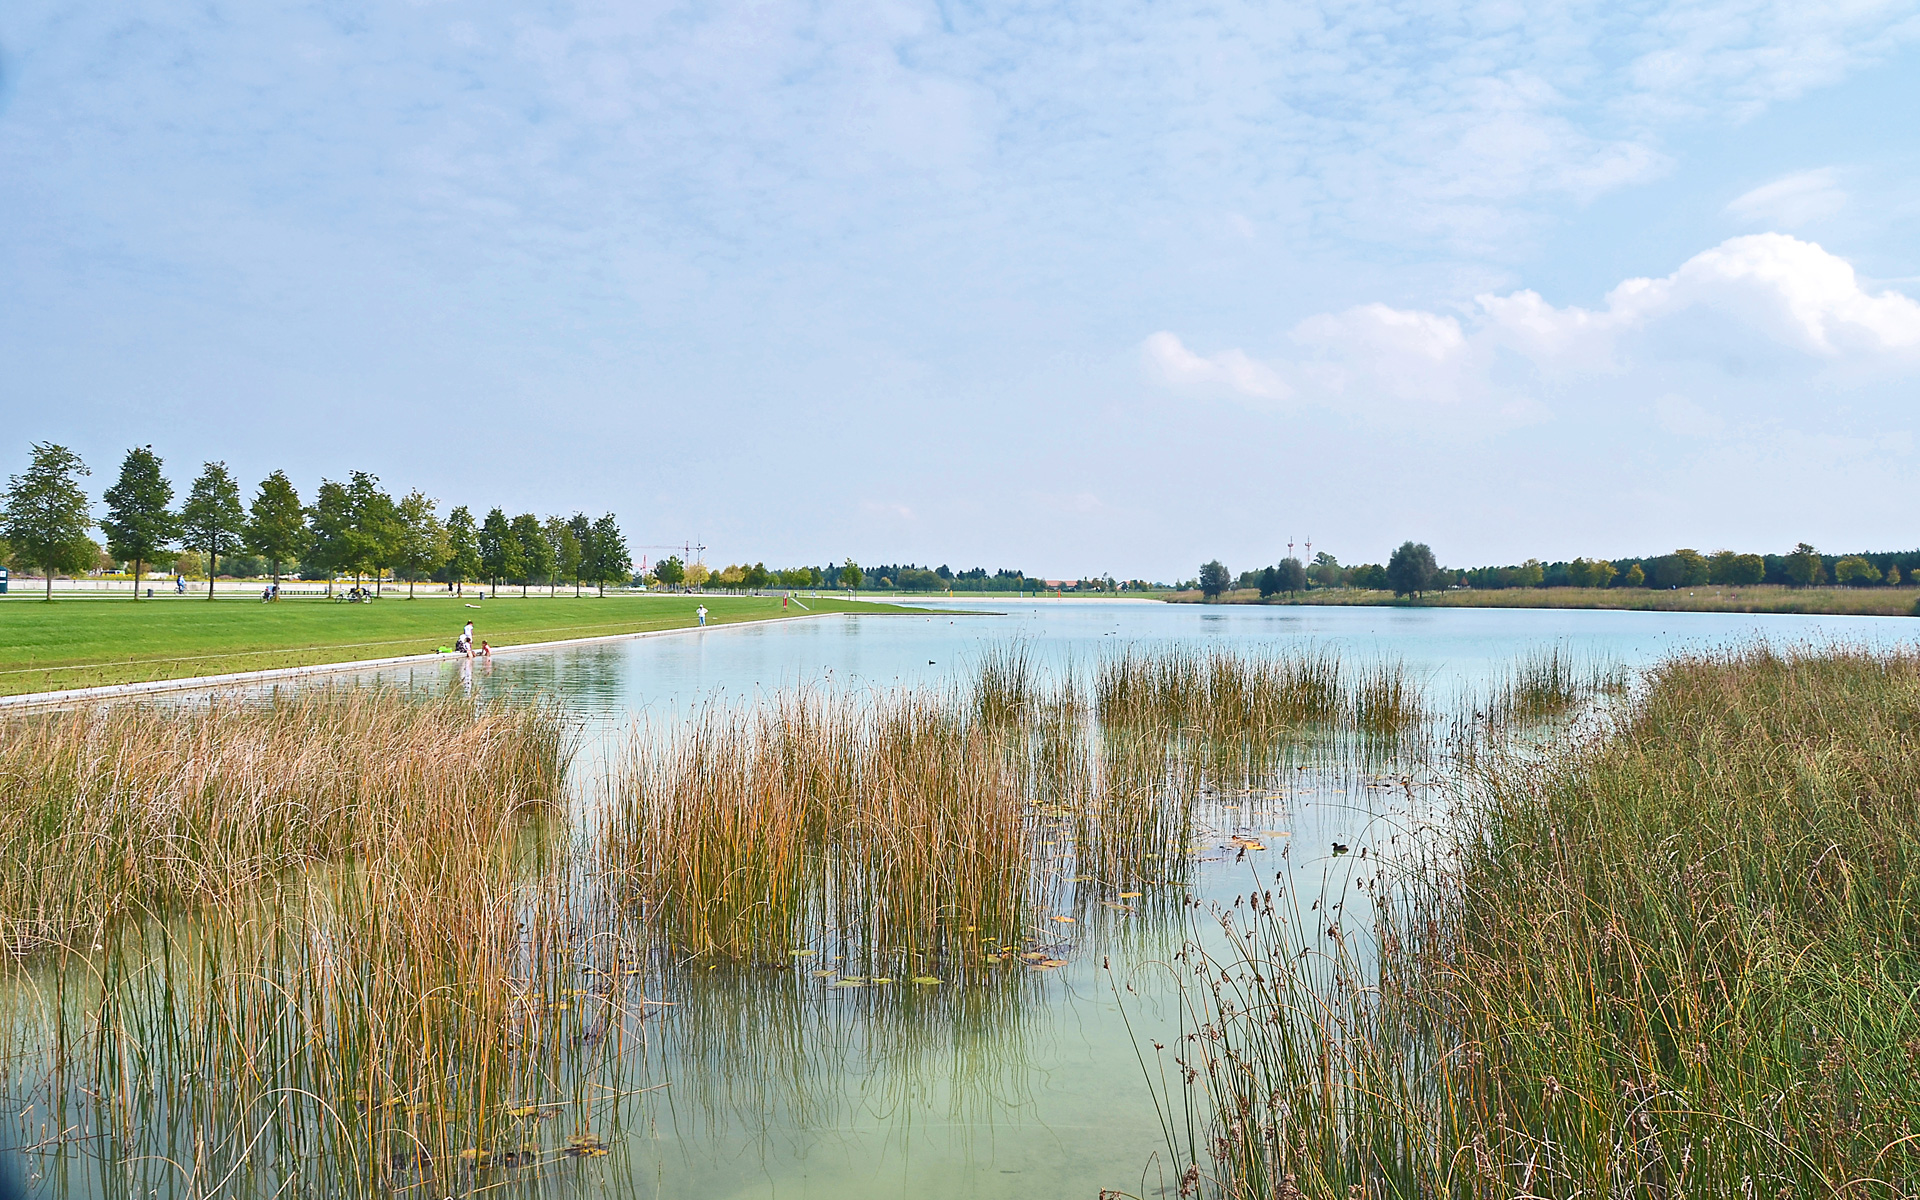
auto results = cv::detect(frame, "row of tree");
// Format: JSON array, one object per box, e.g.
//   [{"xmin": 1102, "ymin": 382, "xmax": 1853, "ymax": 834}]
[
  {"xmin": 0, "ymin": 442, "xmax": 632, "ymax": 599},
  {"xmin": 1198, "ymin": 540, "xmax": 1916, "ymax": 602},
  {"xmin": 1457, "ymin": 545, "xmax": 1912, "ymax": 590}
]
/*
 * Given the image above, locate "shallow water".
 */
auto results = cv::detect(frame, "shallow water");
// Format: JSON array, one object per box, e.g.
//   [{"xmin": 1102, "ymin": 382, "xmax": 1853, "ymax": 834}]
[
  {"xmin": 327, "ymin": 596, "xmax": 1916, "ymax": 720},
  {"xmin": 16, "ymin": 601, "xmax": 1916, "ymax": 1198}
]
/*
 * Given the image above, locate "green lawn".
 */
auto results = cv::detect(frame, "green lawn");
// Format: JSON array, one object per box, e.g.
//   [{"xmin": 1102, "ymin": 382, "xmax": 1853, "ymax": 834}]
[{"xmin": 0, "ymin": 593, "xmax": 922, "ymax": 697}]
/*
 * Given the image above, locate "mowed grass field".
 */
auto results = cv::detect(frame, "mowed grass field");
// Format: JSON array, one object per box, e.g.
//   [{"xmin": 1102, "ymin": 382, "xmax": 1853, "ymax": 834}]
[{"xmin": 0, "ymin": 592, "xmax": 923, "ymax": 697}]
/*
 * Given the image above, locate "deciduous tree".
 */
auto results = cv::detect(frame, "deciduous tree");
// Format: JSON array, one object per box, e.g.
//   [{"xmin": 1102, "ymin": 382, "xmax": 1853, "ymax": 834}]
[
  {"xmin": 567, "ymin": 512, "xmax": 593, "ymax": 595},
  {"xmin": 1784, "ymin": 543, "xmax": 1824, "ymax": 588},
  {"xmin": 1834, "ymin": 555, "xmax": 1880, "ymax": 586},
  {"xmin": 1386, "ymin": 541, "xmax": 1437, "ymax": 598},
  {"xmin": 101, "ymin": 446, "xmax": 177, "ymax": 597},
  {"xmin": 1198, "ymin": 560, "xmax": 1230, "ymax": 600},
  {"xmin": 345, "ymin": 472, "xmax": 400, "ymax": 595},
  {"xmin": 444, "ymin": 506, "xmax": 481, "ymax": 595},
  {"xmin": 305, "ymin": 480, "xmax": 355, "ymax": 595},
  {"xmin": 652, "ymin": 555, "xmax": 685, "ymax": 588},
  {"xmin": 181, "ymin": 462, "xmax": 246, "ymax": 599},
  {"xmin": 544, "ymin": 515, "xmax": 579, "ymax": 596},
  {"xmin": 588, "ymin": 513, "xmax": 630, "ymax": 595},
  {"xmin": 841, "ymin": 559, "xmax": 864, "ymax": 591},
  {"xmin": 479, "ymin": 508, "xmax": 521, "ymax": 595},
  {"xmin": 394, "ymin": 491, "xmax": 449, "ymax": 598},
  {"xmin": 246, "ymin": 470, "xmax": 307, "ymax": 586},
  {"xmin": 511, "ymin": 512, "xmax": 552, "ymax": 596},
  {"xmin": 2, "ymin": 443, "xmax": 94, "ymax": 600},
  {"xmin": 1277, "ymin": 557, "xmax": 1308, "ymax": 596}
]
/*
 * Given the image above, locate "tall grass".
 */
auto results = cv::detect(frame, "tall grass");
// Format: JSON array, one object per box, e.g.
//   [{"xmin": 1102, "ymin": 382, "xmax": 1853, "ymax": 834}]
[
  {"xmin": 0, "ymin": 691, "xmax": 615, "ymax": 1196},
  {"xmin": 600, "ymin": 688, "xmax": 1032, "ymax": 967},
  {"xmin": 1095, "ymin": 647, "xmax": 1347, "ymax": 737},
  {"xmin": 1155, "ymin": 645, "xmax": 1920, "ymax": 1197},
  {"xmin": 1483, "ymin": 644, "xmax": 1623, "ymax": 727},
  {"xmin": 0, "ymin": 689, "xmax": 567, "ymax": 955}
]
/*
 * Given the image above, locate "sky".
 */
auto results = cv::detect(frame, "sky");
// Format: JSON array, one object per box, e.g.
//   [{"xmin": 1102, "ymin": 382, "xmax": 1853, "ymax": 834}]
[{"xmin": 2, "ymin": 0, "xmax": 1918, "ymax": 581}]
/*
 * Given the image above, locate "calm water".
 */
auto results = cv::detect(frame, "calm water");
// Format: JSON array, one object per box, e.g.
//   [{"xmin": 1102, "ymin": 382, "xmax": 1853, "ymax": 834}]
[
  {"xmin": 334, "ymin": 596, "xmax": 1916, "ymax": 721},
  {"xmin": 31, "ymin": 601, "xmax": 1917, "ymax": 1198},
  {"xmin": 306, "ymin": 600, "xmax": 1912, "ymax": 1199}
]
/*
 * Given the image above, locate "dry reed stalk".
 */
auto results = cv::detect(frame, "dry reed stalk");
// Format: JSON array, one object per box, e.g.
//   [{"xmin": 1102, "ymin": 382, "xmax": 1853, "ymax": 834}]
[
  {"xmin": 602, "ymin": 688, "xmax": 1030, "ymax": 965},
  {"xmin": 0, "ymin": 689, "xmax": 566, "ymax": 955},
  {"xmin": 15, "ymin": 773, "xmax": 640, "ymax": 1196}
]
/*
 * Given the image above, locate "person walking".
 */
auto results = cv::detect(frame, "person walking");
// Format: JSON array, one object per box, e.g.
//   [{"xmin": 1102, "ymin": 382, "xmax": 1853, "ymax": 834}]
[{"xmin": 696, "ymin": 604, "xmax": 708, "ymax": 627}]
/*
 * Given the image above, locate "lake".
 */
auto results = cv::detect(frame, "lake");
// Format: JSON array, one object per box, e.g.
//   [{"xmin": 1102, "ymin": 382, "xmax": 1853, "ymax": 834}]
[{"xmin": 15, "ymin": 600, "xmax": 1914, "ymax": 1199}]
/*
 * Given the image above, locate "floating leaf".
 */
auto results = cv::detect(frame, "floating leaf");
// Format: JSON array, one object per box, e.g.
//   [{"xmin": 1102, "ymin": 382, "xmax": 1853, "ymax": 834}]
[
  {"xmin": 811, "ymin": 969, "xmax": 836, "ymax": 977},
  {"xmin": 911, "ymin": 976, "xmax": 942, "ymax": 985},
  {"xmin": 564, "ymin": 1134, "xmax": 610, "ymax": 1159},
  {"xmin": 790, "ymin": 949, "xmax": 816, "ymax": 956},
  {"xmin": 1051, "ymin": 915, "xmax": 1076, "ymax": 923},
  {"xmin": 1118, "ymin": 891, "xmax": 1143, "ymax": 898},
  {"xmin": 870, "ymin": 977, "xmax": 895, "ymax": 983}
]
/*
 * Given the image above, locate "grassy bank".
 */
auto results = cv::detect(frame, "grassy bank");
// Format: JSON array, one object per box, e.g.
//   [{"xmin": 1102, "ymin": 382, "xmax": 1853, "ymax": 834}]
[
  {"xmin": 1163, "ymin": 646, "xmax": 1920, "ymax": 1196},
  {"xmin": 1169, "ymin": 582, "xmax": 1920, "ymax": 617},
  {"xmin": 0, "ymin": 592, "xmax": 921, "ymax": 697}
]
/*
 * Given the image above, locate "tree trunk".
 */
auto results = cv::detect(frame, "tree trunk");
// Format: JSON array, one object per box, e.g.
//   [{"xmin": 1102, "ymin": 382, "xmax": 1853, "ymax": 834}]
[
  {"xmin": 45, "ymin": 568, "xmax": 52, "ymax": 601},
  {"xmin": 133, "ymin": 558, "xmax": 144, "ymax": 599},
  {"xmin": 409, "ymin": 576, "xmax": 416, "ymax": 598},
  {"xmin": 208, "ymin": 548, "xmax": 217, "ymax": 599}
]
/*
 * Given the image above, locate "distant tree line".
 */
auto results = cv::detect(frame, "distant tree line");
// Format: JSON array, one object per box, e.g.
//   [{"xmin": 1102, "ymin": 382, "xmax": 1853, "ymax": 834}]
[
  {"xmin": 655, "ymin": 562, "xmax": 1052, "ymax": 593},
  {"xmin": 0, "ymin": 441, "xmax": 633, "ymax": 598},
  {"xmin": 1193, "ymin": 540, "xmax": 1919, "ymax": 604},
  {"xmin": 1451, "ymin": 543, "xmax": 1913, "ymax": 591}
]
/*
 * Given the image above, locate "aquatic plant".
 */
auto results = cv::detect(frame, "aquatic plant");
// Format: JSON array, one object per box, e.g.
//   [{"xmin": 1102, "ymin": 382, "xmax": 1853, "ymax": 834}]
[
  {"xmin": 0, "ymin": 688, "xmax": 567, "ymax": 956},
  {"xmin": 600, "ymin": 688, "xmax": 1033, "ymax": 967},
  {"xmin": 1152, "ymin": 645, "xmax": 1920, "ymax": 1197},
  {"xmin": 1095, "ymin": 647, "xmax": 1347, "ymax": 738}
]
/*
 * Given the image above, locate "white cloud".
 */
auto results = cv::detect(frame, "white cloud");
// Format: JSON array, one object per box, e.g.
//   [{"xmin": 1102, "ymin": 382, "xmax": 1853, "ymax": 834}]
[
  {"xmin": 1511, "ymin": 232, "xmax": 1920, "ymax": 356},
  {"xmin": 1147, "ymin": 233, "xmax": 1920, "ymax": 419},
  {"xmin": 1143, "ymin": 331, "xmax": 1291, "ymax": 405},
  {"xmin": 1726, "ymin": 169, "xmax": 1848, "ymax": 228}
]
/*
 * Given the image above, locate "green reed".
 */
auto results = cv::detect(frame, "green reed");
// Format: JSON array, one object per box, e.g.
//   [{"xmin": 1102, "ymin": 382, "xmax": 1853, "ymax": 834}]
[
  {"xmin": 1152, "ymin": 645, "xmax": 1920, "ymax": 1198},
  {"xmin": 1095, "ymin": 647, "xmax": 1347, "ymax": 738}
]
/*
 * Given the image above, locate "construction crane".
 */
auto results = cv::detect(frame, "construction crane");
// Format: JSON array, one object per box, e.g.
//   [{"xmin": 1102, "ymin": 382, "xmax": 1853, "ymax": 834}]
[{"xmin": 632, "ymin": 541, "xmax": 707, "ymax": 571}]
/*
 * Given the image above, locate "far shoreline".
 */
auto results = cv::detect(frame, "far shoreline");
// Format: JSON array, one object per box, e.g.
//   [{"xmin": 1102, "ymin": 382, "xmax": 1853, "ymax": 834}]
[{"xmin": 1162, "ymin": 583, "xmax": 1920, "ymax": 620}]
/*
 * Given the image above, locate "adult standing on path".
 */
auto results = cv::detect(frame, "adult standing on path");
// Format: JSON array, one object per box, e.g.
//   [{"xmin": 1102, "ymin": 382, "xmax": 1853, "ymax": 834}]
[{"xmin": 697, "ymin": 604, "xmax": 707, "ymax": 627}]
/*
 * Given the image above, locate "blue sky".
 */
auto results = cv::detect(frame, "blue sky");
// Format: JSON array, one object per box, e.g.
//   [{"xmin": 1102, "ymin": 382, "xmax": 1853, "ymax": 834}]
[{"xmin": 3, "ymin": 0, "xmax": 1917, "ymax": 579}]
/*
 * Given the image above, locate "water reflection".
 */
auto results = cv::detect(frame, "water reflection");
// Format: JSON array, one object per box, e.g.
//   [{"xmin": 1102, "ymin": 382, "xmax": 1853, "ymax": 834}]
[{"xmin": 8, "ymin": 604, "xmax": 1910, "ymax": 1198}]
